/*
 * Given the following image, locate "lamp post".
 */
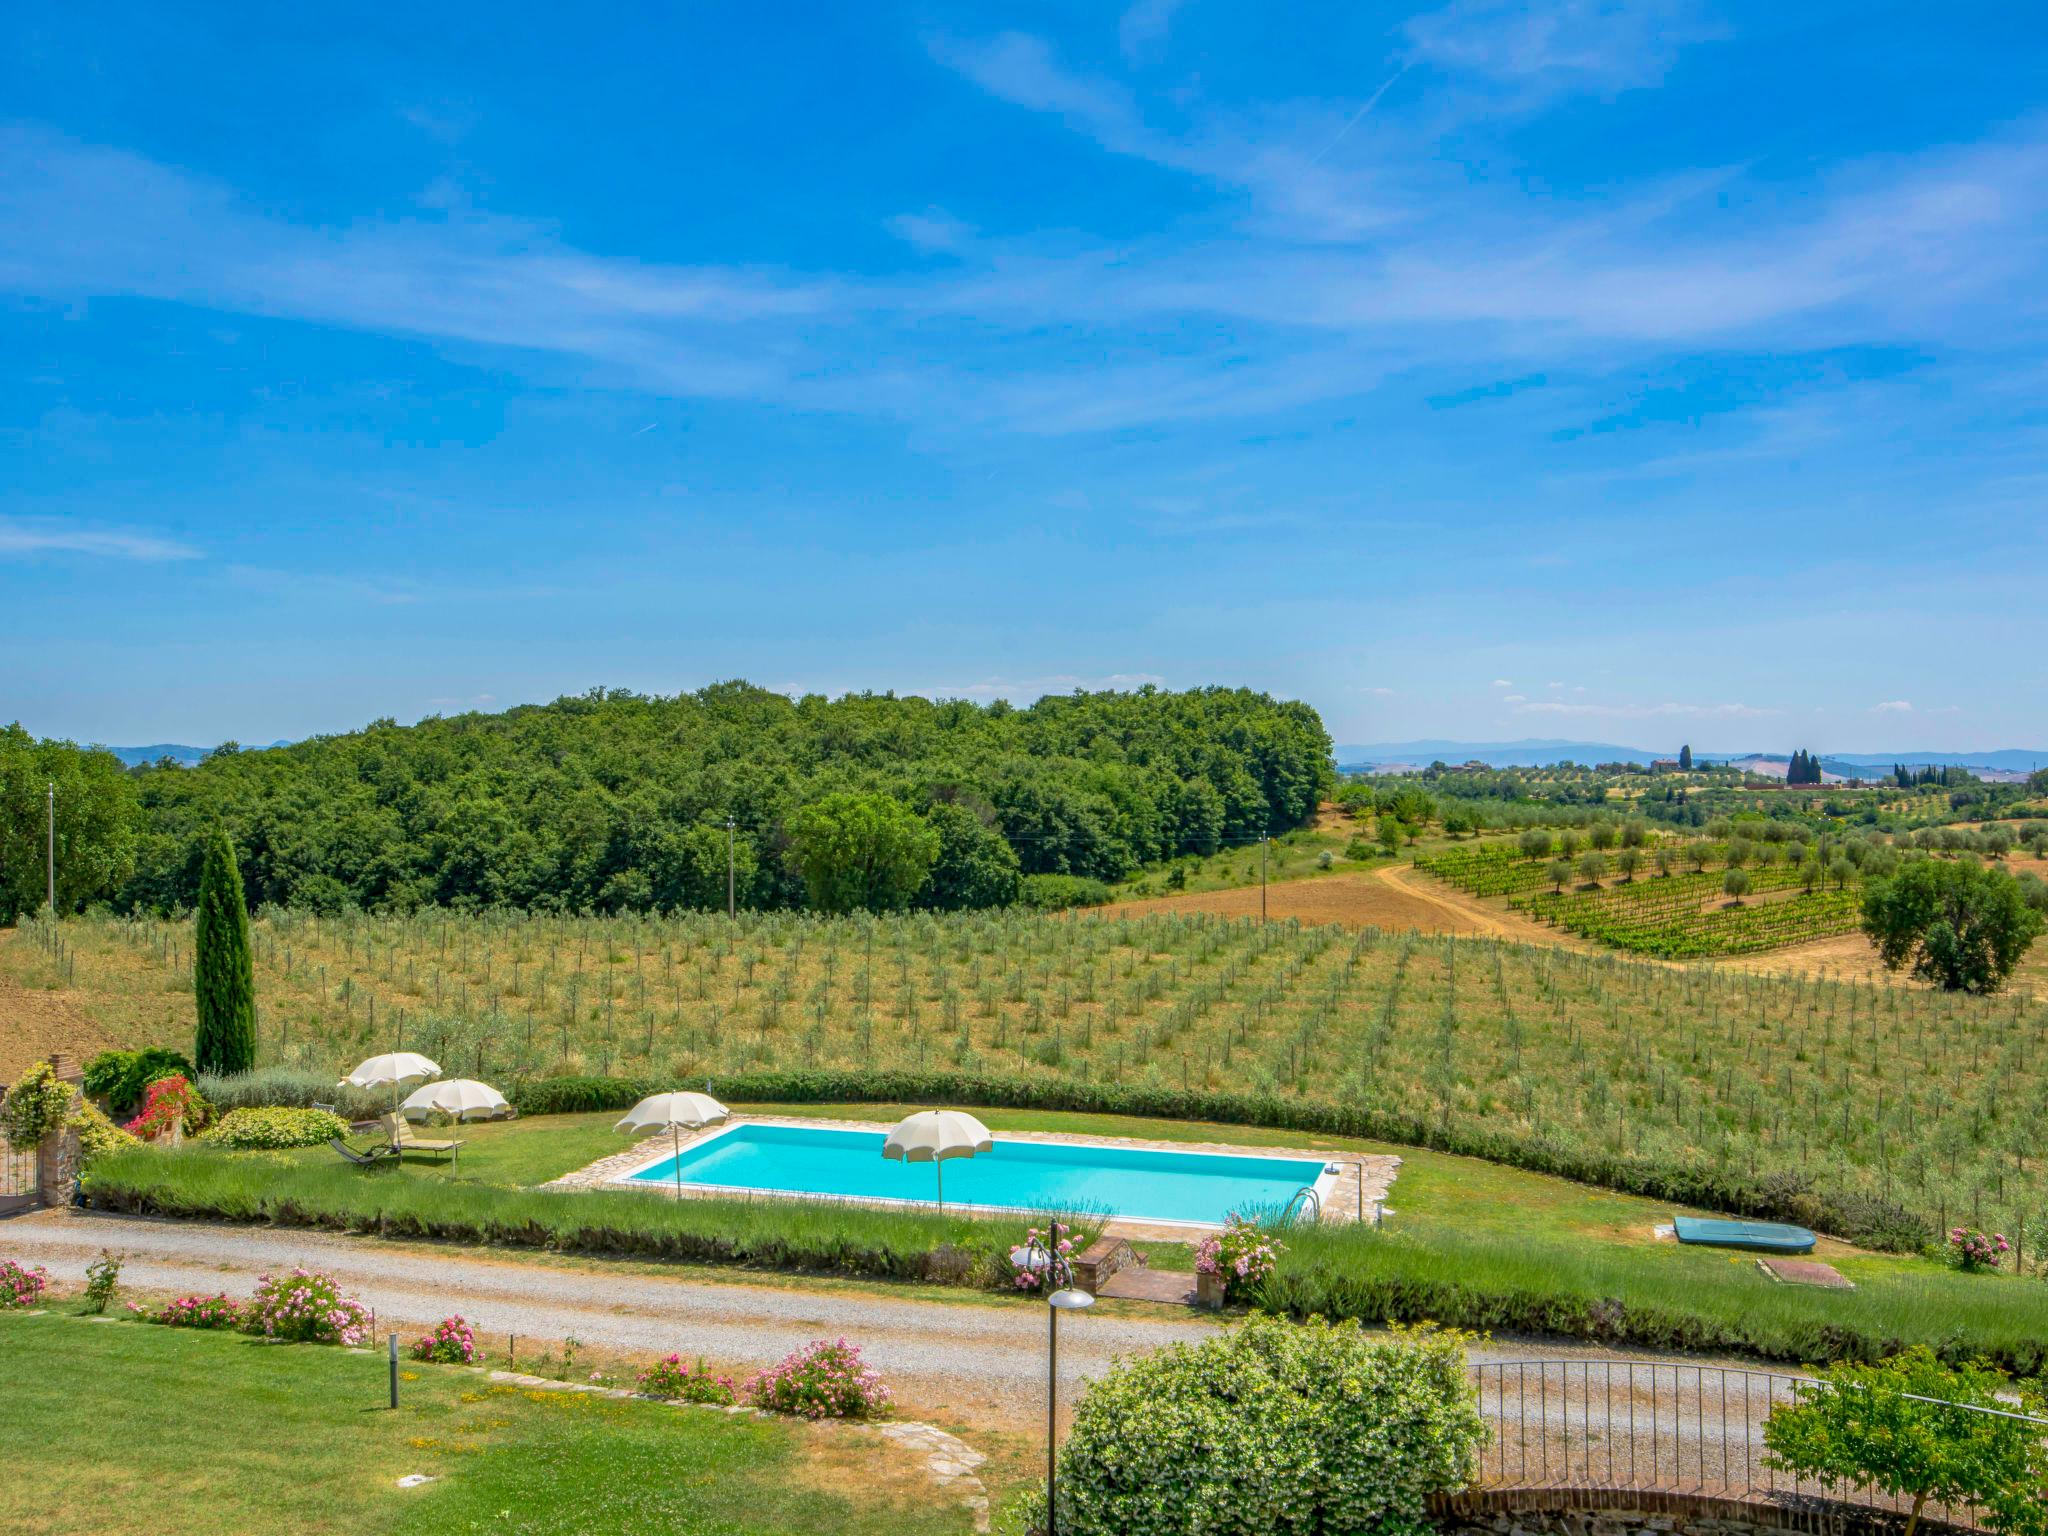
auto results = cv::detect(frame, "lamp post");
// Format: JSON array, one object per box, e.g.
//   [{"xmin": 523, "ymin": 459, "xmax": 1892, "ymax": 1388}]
[
  {"xmin": 1046, "ymin": 1285, "xmax": 1092, "ymax": 1534},
  {"xmin": 726, "ymin": 818, "xmax": 736, "ymax": 919},
  {"xmin": 1013, "ymin": 1233, "xmax": 1092, "ymax": 1536}
]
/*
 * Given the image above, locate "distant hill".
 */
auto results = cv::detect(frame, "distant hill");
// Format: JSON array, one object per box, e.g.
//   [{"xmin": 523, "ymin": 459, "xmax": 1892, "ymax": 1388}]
[
  {"xmin": 103, "ymin": 740, "xmax": 293, "ymax": 767},
  {"xmin": 1337, "ymin": 739, "xmax": 2046, "ymax": 778}
]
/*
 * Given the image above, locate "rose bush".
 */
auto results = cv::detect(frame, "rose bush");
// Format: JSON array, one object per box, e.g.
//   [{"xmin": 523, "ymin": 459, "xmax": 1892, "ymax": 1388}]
[
  {"xmin": 1019, "ymin": 1316, "xmax": 1485, "ymax": 1536},
  {"xmin": 410, "ymin": 1315, "xmax": 481, "ymax": 1365},
  {"xmin": 638, "ymin": 1353, "xmax": 738, "ymax": 1405},
  {"xmin": 246, "ymin": 1267, "xmax": 371, "ymax": 1345},
  {"xmin": 123, "ymin": 1075, "xmax": 207, "ymax": 1140},
  {"xmin": 1194, "ymin": 1216, "xmax": 1285, "ymax": 1300},
  {"xmin": 1, "ymin": 1258, "xmax": 50, "ymax": 1309},
  {"xmin": 748, "ymin": 1338, "xmax": 891, "ymax": 1419},
  {"xmin": 139, "ymin": 1293, "xmax": 242, "ymax": 1329},
  {"xmin": 1011, "ymin": 1220, "xmax": 1078, "ymax": 1292},
  {"xmin": 1949, "ymin": 1228, "xmax": 2010, "ymax": 1272}
]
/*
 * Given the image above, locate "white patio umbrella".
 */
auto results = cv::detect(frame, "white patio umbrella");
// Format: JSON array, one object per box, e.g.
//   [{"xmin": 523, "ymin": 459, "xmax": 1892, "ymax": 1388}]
[
  {"xmin": 882, "ymin": 1110, "xmax": 993, "ymax": 1209},
  {"xmin": 616, "ymin": 1092, "xmax": 730, "ymax": 1201},
  {"xmin": 400, "ymin": 1078, "xmax": 511, "ymax": 1123},
  {"xmin": 339, "ymin": 1052, "xmax": 441, "ymax": 1123}
]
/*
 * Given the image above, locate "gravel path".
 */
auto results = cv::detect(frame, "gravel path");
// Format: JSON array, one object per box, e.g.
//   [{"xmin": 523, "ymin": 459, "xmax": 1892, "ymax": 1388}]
[
  {"xmin": 2, "ymin": 1208, "xmax": 1222, "ymax": 1423},
  {"xmin": 3, "ymin": 1207, "xmax": 1794, "ymax": 1460}
]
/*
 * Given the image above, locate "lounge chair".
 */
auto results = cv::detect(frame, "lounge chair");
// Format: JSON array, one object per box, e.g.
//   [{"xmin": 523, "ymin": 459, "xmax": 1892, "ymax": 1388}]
[
  {"xmin": 379, "ymin": 1113, "xmax": 466, "ymax": 1168},
  {"xmin": 328, "ymin": 1138, "xmax": 395, "ymax": 1167}
]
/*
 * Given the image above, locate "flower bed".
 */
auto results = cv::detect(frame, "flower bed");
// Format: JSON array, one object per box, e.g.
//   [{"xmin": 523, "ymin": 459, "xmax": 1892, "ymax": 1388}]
[
  {"xmin": 139, "ymin": 1293, "xmax": 242, "ymax": 1329},
  {"xmin": 410, "ymin": 1315, "xmax": 480, "ymax": 1364},
  {"xmin": 2, "ymin": 1258, "xmax": 50, "ymax": 1309},
  {"xmin": 748, "ymin": 1339, "xmax": 891, "ymax": 1419},
  {"xmin": 639, "ymin": 1354, "xmax": 738, "ymax": 1405},
  {"xmin": 246, "ymin": 1267, "xmax": 371, "ymax": 1346}
]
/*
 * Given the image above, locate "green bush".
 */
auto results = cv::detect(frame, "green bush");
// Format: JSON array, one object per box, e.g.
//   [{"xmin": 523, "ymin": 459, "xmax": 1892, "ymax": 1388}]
[
  {"xmin": 199, "ymin": 1107, "xmax": 351, "ymax": 1151},
  {"xmin": 69, "ymin": 1102, "xmax": 139, "ymax": 1166},
  {"xmin": 1, "ymin": 1061, "xmax": 76, "ymax": 1151},
  {"xmin": 1018, "ymin": 874, "xmax": 1113, "ymax": 910},
  {"xmin": 507, "ymin": 1069, "xmax": 1929, "ymax": 1251},
  {"xmin": 1020, "ymin": 1316, "xmax": 1483, "ymax": 1536},
  {"xmin": 82, "ymin": 1049, "xmax": 195, "ymax": 1117},
  {"xmin": 196, "ymin": 1068, "xmax": 387, "ymax": 1121}
]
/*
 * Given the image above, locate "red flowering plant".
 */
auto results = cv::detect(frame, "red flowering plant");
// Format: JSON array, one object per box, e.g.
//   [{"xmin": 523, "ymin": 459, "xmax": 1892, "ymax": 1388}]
[
  {"xmin": 137, "ymin": 1293, "xmax": 242, "ymax": 1329},
  {"xmin": 1, "ymin": 1258, "xmax": 50, "ymax": 1309},
  {"xmin": 638, "ymin": 1353, "xmax": 738, "ymax": 1405},
  {"xmin": 747, "ymin": 1338, "xmax": 891, "ymax": 1420},
  {"xmin": 246, "ymin": 1267, "xmax": 371, "ymax": 1346},
  {"xmin": 410, "ymin": 1315, "xmax": 481, "ymax": 1365},
  {"xmin": 1010, "ymin": 1220, "xmax": 1078, "ymax": 1292},
  {"xmin": 122, "ymin": 1075, "xmax": 205, "ymax": 1140}
]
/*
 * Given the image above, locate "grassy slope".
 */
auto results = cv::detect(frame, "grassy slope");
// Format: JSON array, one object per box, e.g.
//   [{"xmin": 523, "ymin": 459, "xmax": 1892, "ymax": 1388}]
[{"xmin": 0, "ymin": 1312, "xmax": 970, "ymax": 1536}]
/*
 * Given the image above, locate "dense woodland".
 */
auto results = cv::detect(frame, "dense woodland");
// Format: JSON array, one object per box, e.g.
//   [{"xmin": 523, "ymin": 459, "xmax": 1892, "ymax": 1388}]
[{"xmin": 2, "ymin": 684, "xmax": 1333, "ymax": 920}]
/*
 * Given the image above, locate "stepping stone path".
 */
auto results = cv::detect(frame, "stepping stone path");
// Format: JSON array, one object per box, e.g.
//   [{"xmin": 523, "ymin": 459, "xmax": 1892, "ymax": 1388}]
[{"xmin": 484, "ymin": 1369, "xmax": 992, "ymax": 1531}]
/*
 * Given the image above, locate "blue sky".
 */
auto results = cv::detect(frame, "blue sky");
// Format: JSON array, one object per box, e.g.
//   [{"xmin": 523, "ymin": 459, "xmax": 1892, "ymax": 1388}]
[{"xmin": 2, "ymin": 1, "xmax": 2044, "ymax": 752}]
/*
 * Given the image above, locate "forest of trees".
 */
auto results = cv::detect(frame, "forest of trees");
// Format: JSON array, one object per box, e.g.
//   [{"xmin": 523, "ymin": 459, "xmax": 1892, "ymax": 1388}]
[{"xmin": 7, "ymin": 683, "xmax": 1333, "ymax": 918}]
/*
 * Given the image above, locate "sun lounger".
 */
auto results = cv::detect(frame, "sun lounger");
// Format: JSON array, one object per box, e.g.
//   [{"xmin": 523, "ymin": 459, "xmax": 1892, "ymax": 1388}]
[
  {"xmin": 328, "ymin": 1138, "xmax": 394, "ymax": 1167},
  {"xmin": 379, "ymin": 1113, "xmax": 466, "ymax": 1166}
]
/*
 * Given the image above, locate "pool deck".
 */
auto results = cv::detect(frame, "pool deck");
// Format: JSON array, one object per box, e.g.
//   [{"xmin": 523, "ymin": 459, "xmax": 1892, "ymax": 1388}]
[{"xmin": 541, "ymin": 1114, "xmax": 1401, "ymax": 1241}]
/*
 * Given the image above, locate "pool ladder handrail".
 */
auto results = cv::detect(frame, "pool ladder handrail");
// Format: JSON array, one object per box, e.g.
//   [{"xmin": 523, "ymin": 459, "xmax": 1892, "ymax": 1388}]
[{"xmin": 1280, "ymin": 1184, "xmax": 1321, "ymax": 1227}]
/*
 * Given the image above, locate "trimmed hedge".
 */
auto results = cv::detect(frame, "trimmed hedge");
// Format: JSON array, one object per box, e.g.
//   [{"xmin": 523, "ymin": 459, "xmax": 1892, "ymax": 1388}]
[{"xmin": 510, "ymin": 1069, "xmax": 1930, "ymax": 1252}]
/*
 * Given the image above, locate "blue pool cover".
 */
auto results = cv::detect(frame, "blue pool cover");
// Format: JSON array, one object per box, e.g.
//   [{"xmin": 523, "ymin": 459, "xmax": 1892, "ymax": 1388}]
[
  {"xmin": 1674, "ymin": 1216, "xmax": 1816, "ymax": 1253},
  {"xmin": 622, "ymin": 1122, "xmax": 1326, "ymax": 1226}
]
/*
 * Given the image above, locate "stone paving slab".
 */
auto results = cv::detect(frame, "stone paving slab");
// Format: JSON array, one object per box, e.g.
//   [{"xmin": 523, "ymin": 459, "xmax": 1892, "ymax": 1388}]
[
  {"xmin": 1758, "ymin": 1258, "xmax": 1853, "ymax": 1289},
  {"xmin": 1094, "ymin": 1266, "xmax": 1198, "ymax": 1305},
  {"xmin": 546, "ymin": 1113, "xmax": 1400, "ymax": 1240}
]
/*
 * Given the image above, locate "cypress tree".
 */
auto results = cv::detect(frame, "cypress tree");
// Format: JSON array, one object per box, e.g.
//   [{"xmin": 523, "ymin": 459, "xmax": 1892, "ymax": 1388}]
[{"xmin": 194, "ymin": 825, "xmax": 256, "ymax": 1075}]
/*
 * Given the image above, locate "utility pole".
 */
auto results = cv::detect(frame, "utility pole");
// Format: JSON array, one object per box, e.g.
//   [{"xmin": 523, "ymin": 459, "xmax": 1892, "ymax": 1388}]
[
  {"xmin": 1260, "ymin": 834, "xmax": 1269, "ymax": 924},
  {"xmin": 725, "ymin": 818, "xmax": 736, "ymax": 919},
  {"xmin": 46, "ymin": 781, "xmax": 56, "ymax": 914}
]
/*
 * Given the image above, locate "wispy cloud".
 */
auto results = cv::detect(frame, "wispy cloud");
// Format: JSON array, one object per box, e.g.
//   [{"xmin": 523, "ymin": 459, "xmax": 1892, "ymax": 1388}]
[
  {"xmin": 0, "ymin": 518, "xmax": 199, "ymax": 561},
  {"xmin": 1512, "ymin": 697, "xmax": 1780, "ymax": 719},
  {"xmin": 1119, "ymin": 0, "xmax": 1185, "ymax": 61},
  {"xmin": 1872, "ymin": 700, "xmax": 1914, "ymax": 713},
  {"xmin": 1404, "ymin": 0, "xmax": 1719, "ymax": 95}
]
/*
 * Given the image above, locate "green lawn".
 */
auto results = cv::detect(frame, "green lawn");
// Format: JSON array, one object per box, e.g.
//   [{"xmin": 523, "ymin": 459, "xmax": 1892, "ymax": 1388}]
[
  {"xmin": 158, "ymin": 1102, "xmax": 2048, "ymax": 1372},
  {"xmin": 0, "ymin": 1312, "xmax": 973, "ymax": 1536}
]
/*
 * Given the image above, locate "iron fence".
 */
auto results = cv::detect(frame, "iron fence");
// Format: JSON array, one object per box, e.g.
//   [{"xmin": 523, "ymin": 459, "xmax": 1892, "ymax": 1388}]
[
  {"xmin": 1470, "ymin": 1358, "xmax": 2047, "ymax": 1531},
  {"xmin": 0, "ymin": 1138, "xmax": 36, "ymax": 1214}
]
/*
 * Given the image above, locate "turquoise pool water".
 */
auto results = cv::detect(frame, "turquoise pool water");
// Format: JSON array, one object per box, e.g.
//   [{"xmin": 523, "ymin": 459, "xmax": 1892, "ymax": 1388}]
[{"xmin": 620, "ymin": 1123, "xmax": 1328, "ymax": 1226}]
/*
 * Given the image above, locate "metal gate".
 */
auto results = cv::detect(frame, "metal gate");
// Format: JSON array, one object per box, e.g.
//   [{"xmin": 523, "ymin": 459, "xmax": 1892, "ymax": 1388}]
[{"xmin": 0, "ymin": 1138, "xmax": 36, "ymax": 1215}]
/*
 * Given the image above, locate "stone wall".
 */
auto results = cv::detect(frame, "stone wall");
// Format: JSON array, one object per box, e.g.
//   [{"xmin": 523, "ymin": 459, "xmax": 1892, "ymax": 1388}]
[
  {"xmin": 33, "ymin": 1051, "xmax": 83, "ymax": 1209},
  {"xmin": 1431, "ymin": 1488, "xmax": 1976, "ymax": 1536}
]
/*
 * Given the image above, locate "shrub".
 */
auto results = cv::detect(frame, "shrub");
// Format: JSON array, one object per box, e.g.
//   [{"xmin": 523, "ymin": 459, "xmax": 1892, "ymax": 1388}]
[
  {"xmin": 69, "ymin": 1102, "xmax": 139, "ymax": 1167},
  {"xmin": 82, "ymin": 1250, "xmax": 122, "ymax": 1314},
  {"xmin": 638, "ymin": 1353, "xmax": 738, "ymax": 1405},
  {"xmin": 1, "ymin": 1061, "xmax": 76, "ymax": 1151},
  {"xmin": 748, "ymin": 1338, "xmax": 891, "ymax": 1419},
  {"xmin": 197, "ymin": 1067, "xmax": 386, "ymax": 1121},
  {"xmin": 410, "ymin": 1315, "xmax": 481, "ymax": 1365},
  {"xmin": 1, "ymin": 1258, "xmax": 50, "ymax": 1309},
  {"xmin": 1019, "ymin": 874, "xmax": 1113, "ymax": 911},
  {"xmin": 1764, "ymin": 1347, "xmax": 2048, "ymax": 1536},
  {"xmin": 245, "ymin": 1267, "xmax": 371, "ymax": 1345},
  {"xmin": 201, "ymin": 1106, "xmax": 351, "ymax": 1151},
  {"xmin": 141, "ymin": 1293, "xmax": 242, "ymax": 1329},
  {"xmin": 123, "ymin": 1075, "xmax": 207, "ymax": 1140},
  {"xmin": 82, "ymin": 1049, "xmax": 196, "ymax": 1116},
  {"xmin": 1194, "ymin": 1216, "xmax": 1285, "ymax": 1300},
  {"xmin": 1023, "ymin": 1316, "xmax": 1484, "ymax": 1536},
  {"xmin": 1948, "ymin": 1227, "xmax": 2009, "ymax": 1272}
]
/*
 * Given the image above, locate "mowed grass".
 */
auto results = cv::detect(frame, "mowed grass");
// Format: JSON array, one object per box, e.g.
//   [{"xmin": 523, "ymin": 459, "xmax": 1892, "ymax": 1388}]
[
  {"xmin": 0, "ymin": 1312, "xmax": 972, "ymax": 1536},
  {"xmin": 90, "ymin": 1103, "xmax": 2048, "ymax": 1371}
]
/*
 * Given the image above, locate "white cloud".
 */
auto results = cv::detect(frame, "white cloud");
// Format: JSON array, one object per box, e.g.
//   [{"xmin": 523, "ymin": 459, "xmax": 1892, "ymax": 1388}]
[
  {"xmin": 0, "ymin": 518, "xmax": 199, "ymax": 561},
  {"xmin": 887, "ymin": 208, "xmax": 976, "ymax": 255},
  {"xmin": 1512, "ymin": 698, "xmax": 1780, "ymax": 719},
  {"xmin": 1491, "ymin": 678, "xmax": 1513, "ymax": 687},
  {"xmin": 1405, "ymin": 0, "xmax": 1718, "ymax": 94},
  {"xmin": 1119, "ymin": 0, "xmax": 1185, "ymax": 60},
  {"xmin": 1872, "ymin": 700, "xmax": 1914, "ymax": 713},
  {"xmin": 1502, "ymin": 694, "xmax": 1527, "ymax": 703}
]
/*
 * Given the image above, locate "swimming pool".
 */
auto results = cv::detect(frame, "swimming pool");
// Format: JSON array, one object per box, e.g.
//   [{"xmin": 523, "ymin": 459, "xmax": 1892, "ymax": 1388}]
[{"xmin": 615, "ymin": 1122, "xmax": 1334, "ymax": 1228}]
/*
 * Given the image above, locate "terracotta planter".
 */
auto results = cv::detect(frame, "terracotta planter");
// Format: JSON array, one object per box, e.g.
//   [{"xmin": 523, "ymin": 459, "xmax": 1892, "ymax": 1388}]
[{"xmin": 1195, "ymin": 1271, "xmax": 1228, "ymax": 1310}]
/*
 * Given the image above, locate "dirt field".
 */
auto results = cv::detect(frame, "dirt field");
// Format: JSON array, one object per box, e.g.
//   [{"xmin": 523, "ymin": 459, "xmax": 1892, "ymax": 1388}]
[
  {"xmin": 0, "ymin": 929, "xmax": 188, "ymax": 1080},
  {"xmin": 1100, "ymin": 862, "xmax": 1584, "ymax": 943}
]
